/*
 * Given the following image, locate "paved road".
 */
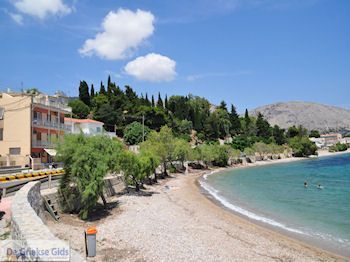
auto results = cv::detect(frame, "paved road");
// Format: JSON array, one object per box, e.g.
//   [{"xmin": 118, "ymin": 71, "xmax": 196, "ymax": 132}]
[{"xmin": 1, "ymin": 176, "xmax": 61, "ymax": 197}]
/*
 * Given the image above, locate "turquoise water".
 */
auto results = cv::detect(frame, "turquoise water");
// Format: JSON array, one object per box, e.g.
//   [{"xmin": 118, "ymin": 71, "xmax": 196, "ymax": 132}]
[{"xmin": 202, "ymin": 153, "xmax": 350, "ymax": 256}]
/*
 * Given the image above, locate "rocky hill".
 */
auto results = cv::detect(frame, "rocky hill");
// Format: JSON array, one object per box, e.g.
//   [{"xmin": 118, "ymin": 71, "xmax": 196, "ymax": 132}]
[{"xmin": 250, "ymin": 101, "xmax": 350, "ymax": 132}]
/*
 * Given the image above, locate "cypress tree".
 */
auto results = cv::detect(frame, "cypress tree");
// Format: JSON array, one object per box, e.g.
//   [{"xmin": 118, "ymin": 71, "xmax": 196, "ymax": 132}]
[
  {"xmin": 100, "ymin": 81, "xmax": 106, "ymax": 95},
  {"xmin": 244, "ymin": 108, "xmax": 251, "ymax": 127},
  {"xmin": 151, "ymin": 95, "xmax": 155, "ymax": 107},
  {"xmin": 157, "ymin": 92, "xmax": 163, "ymax": 108},
  {"xmin": 107, "ymin": 76, "xmax": 112, "ymax": 97},
  {"xmin": 164, "ymin": 95, "xmax": 168, "ymax": 110},
  {"xmin": 230, "ymin": 104, "xmax": 241, "ymax": 135},
  {"xmin": 145, "ymin": 93, "xmax": 151, "ymax": 106},
  {"xmin": 90, "ymin": 84, "xmax": 95, "ymax": 98},
  {"xmin": 79, "ymin": 80, "xmax": 90, "ymax": 106}
]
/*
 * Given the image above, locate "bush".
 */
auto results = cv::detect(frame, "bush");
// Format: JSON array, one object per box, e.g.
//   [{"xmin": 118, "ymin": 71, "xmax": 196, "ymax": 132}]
[
  {"xmin": 329, "ymin": 142, "xmax": 348, "ymax": 152},
  {"xmin": 288, "ymin": 136, "xmax": 317, "ymax": 157}
]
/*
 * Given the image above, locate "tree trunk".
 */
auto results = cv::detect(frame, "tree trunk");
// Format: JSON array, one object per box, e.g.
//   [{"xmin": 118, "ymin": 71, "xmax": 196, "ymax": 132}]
[
  {"xmin": 153, "ymin": 171, "xmax": 158, "ymax": 183},
  {"xmin": 135, "ymin": 183, "xmax": 140, "ymax": 192},
  {"xmin": 100, "ymin": 192, "xmax": 108, "ymax": 208},
  {"xmin": 163, "ymin": 162, "xmax": 168, "ymax": 177}
]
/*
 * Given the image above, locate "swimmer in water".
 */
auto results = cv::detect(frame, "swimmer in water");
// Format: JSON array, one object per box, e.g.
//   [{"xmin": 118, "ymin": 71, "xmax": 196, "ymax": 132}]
[
  {"xmin": 304, "ymin": 181, "xmax": 308, "ymax": 188},
  {"xmin": 317, "ymin": 184, "xmax": 323, "ymax": 189}
]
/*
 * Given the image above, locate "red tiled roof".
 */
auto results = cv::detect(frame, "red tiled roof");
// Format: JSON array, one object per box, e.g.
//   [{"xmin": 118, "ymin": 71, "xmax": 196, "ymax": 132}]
[{"xmin": 64, "ymin": 117, "xmax": 104, "ymax": 124}]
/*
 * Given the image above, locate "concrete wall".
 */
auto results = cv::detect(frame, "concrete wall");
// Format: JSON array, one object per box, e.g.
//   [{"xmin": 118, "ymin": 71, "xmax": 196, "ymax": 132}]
[{"xmin": 11, "ymin": 181, "xmax": 84, "ymax": 261}]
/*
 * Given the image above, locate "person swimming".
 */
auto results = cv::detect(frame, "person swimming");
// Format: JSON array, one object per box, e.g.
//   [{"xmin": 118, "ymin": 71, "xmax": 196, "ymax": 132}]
[
  {"xmin": 304, "ymin": 181, "xmax": 308, "ymax": 188},
  {"xmin": 317, "ymin": 184, "xmax": 323, "ymax": 189}
]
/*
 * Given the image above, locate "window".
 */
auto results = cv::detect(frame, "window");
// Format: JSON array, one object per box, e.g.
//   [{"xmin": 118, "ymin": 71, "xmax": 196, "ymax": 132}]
[
  {"xmin": 9, "ymin": 147, "xmax": 21, "ymax": 155},
  {"xmin": 0, "ymin": 128, "xmax": 3, "ymax": 141},
  {"xmin": 0, "ymin": 107, "xmax": 4, "ymax": 120},
  {"xmin": 96, "ymin": 127, "xmax": 101, "ymax": 133}
]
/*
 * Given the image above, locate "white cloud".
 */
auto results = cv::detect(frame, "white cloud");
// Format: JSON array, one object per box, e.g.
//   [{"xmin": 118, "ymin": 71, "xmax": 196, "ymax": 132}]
[
  {"xmin": 124, "ymin": 53, "xmax": 177, "ymax": 82},
  {"xmin": 79, "ymin": 9, "xmax": 155, "ymax": 60},
  {"xmin": 13, "ymin": 0, "xmax": 71, "ymax": 19},
  {"xmin": 9, "ymin": 13, "xmax": 23, "ymax": 25}
]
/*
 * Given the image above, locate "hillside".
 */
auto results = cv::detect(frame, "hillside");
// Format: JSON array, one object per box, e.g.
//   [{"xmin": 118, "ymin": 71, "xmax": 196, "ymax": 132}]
[{"xmin": 250, "ymin": 101, "xmax": 350, "ymax": 132}]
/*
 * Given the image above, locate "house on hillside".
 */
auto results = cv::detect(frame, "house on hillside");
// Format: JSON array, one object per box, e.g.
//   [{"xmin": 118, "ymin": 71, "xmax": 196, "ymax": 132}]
[{"xmin": 64, "ymin": 118, "xmax": 104, "ymax": 136}]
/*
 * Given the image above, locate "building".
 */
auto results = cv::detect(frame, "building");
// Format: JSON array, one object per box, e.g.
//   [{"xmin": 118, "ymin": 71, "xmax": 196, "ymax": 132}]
[
  {"xmin": 0, "ymin": 91, "xmax": 72, "ymax": 168},
  {"xmin": 320, "ymin": 133, "xmax": 342, "ymax": 147},
  {"xmin": 310, "ymin": 137, "xmax": 326, "ymax": 149},
  {"xmin": 64, "ymin": 118, "xmax": 104, "ymax": 136}
]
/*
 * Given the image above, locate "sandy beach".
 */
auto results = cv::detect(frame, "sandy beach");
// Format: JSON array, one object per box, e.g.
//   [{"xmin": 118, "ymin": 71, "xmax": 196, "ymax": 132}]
[{"xmin": 48, "ymin": 165, "xmax": 347, "ymax": 261}]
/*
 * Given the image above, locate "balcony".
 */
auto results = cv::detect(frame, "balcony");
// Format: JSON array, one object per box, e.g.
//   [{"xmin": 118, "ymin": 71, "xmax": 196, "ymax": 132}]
[
  {"xmin": 33, "ymin": 96, "xmax": 72, "ymax": 113},
  {"xmin": 32, "ymin": 140, "xmax": 54, "ymax": 148},
  {"xmin": 33, "ymin": 118, "xmax": 71, "ymax": 131}
]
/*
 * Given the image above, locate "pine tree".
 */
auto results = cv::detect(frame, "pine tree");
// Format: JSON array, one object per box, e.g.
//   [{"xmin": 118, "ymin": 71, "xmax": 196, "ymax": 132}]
[
  {"xmin": 219, "ymin": 101, "xmax": 227, "ymax": 111},
  {"xmin": 229, "ymin": 104, "xmax": 241, "ymax": 135},
  {"xmin": 79, "ymin": 80, "xmax": 90, "ymax": 106},
  {"xmin": 157, "ymin": 92, "xmax": 163, "ymax": 108},
  {"xmin": 151, "ymin": 95, "xmax": 155, "ymax": 107},
  {"xmin": 90, "ymin": 84, "xmax": 95, "ymax": 98},
  {"xmin": 164, "ymin": 95, "xmax": 168, "ymax": 110},
  {"xmin": 256, "ymin": 112, "xmax": 271, "ymax": 139},
  {"xmin": 100, "ymin": 81, "xmax": 106, "ymax": 95}
]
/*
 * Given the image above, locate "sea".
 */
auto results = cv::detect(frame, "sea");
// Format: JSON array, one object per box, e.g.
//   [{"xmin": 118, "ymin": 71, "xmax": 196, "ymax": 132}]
[{"xmin": 200, "ymin": 153, "xmax": 350, "ymax": 257}]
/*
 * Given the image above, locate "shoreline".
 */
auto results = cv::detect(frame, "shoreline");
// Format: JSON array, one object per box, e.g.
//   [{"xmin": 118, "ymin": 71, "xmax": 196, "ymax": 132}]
[
  {"xmin": 48, "ymin": 167, "xmax": 348, "ymax": 261},
  {"xmin": 197, "ymin": 155, "xmax": 350, "ymax": 260}
]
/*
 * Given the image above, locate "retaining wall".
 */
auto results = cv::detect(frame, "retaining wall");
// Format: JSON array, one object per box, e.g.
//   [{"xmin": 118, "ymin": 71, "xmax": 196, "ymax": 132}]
[{"xmin": 11, "ymin": 181, "xmax": 85, "ymax": 261}]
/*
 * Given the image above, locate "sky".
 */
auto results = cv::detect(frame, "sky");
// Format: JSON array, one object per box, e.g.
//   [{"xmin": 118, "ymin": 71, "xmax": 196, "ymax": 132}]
[{"xmin": 0, "ymin": 0, "xmax": 349, "ymax": 112}]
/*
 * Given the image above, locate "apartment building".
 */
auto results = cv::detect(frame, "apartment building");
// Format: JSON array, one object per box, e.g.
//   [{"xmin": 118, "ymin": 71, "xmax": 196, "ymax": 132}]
[{"xmin": 0, "ymin": 91, "xmax": 72, "ymax": 168}]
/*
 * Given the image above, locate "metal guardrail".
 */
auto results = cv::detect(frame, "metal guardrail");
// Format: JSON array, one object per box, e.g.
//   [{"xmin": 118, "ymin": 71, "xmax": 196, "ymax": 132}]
[{"xmin": 0, "ymin": 169, "xmax": 65, "ymax": 182}]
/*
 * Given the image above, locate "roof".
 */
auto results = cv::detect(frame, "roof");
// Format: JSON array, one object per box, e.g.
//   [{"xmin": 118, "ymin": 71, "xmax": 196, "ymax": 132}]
[{"xmin": 64, "ymin": 117, "xmax": 104, "ymax": 125}]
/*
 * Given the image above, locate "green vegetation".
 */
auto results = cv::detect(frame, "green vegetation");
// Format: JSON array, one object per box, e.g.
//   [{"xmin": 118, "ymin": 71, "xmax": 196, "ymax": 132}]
[
  {"xmin": 56, "ymin": 134, "xmax": 123, "ymax": 219},
  {"xmin": 329, "ymin": 142, "xmax": 348, "ymax": 152},
  {"xmin": 123, "ymin": 121, "xmax": 151, "ymax": 145}
]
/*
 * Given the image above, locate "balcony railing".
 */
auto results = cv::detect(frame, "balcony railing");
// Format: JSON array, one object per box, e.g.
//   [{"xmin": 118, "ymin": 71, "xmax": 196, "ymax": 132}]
[
  {"xmin": 32, "ymin": 140, "xmax": 54, "ymax": 148},
  {"xmin": 33, "ymin": 118, "xmax": 71, "ymax": 131},
  {"xmin": 33, "ymin": 97, "xmax": 72, "ymax": 113}
]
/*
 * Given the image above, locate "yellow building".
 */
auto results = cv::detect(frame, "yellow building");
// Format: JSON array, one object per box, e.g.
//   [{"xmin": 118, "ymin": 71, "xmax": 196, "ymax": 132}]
[{"xmin": 0, "ymin": 91, "xmax": 72, "ymax": 168}]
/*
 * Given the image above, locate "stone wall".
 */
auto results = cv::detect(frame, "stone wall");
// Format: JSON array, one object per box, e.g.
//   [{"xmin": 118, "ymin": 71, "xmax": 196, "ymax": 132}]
[{"xmin": 11, "ymin": 181, "xmax": 85, "ymax": 261}]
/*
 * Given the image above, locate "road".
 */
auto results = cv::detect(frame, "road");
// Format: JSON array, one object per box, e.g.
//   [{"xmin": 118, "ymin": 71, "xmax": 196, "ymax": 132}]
[{"xmin": 0, "ymin": 175, "xmax": 61, "ymax": 197}]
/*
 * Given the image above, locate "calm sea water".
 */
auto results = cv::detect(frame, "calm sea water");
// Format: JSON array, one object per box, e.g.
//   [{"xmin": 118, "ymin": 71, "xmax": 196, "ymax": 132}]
[{"xmin": 201, "ymin": 153, "xmax": 350, "ymax": 256}]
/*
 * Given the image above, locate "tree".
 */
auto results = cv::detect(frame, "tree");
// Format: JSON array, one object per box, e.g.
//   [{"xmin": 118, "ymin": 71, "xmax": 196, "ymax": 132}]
[
  {"xmin": 244, "ymin": 109, "xmax": 251, "ymax": 128},
  {"xmin": 145, "ymin": 93, "xmax": 151, "ymax": 106},
  {"xmin": 256, "ymin": 112, "xmax": 271, "ymax": 140},
  {"xmin": 157, "ymin": 92, "xmax": 163, "ymax": 108},
  {"xmin": 123, "ymin": 121, "xmax": 150, "ymax": 145},
  {"xmin": 68, "ymin": 99, "xmax": 90, "ymax": 119},
  {"xmin": 229, "ymin": 104, "xmax": 241, "ymax": 135},
  {"xmin": 140, "ymin": 126, "xmax": 175, "ymax": 176},
  {"xmin": 288, "ymin": 136, "xmax": 317, "ymax": 157},
  {"xmin": 173, "ymin": 138, "xmax": 191, "ymax": 169},
  {"xmin": 329, "ymin": 142, "xmax": 347, "ymax": 152},
  {"xmin": 309, "ymin": 130, "xmax": 320, "ymax": 138},
  {"xmin": 119, "ymin": 151, "xmax": 145, "ymax": 192},
  {"xmin": 272, "ymin": 125, "xmax": 286, "ymax": 145},
  {"xmin": 78, "ymin": 81, "xmax": 90, "ymax": 106},
  {"xmin": 99, "ymin": 81, "xmax": 106, "ymax": 95},
  {"xmin": 164, "ymin": 95, "xmax": 168, "ymax": 110},
  {"xmin": 90, "ymin": 84, "xmax": 95, "ymax": 98},
  {"xmin": 56, "ymin": 134, "xmax": 123, "ymax": 219},
  {"xmin": 151, "ymin": 95, "xmax": 155, "ymax": 107},
  {"xmin": 218, "ymin": 101, "xmax": 227, "ymax": 111}
]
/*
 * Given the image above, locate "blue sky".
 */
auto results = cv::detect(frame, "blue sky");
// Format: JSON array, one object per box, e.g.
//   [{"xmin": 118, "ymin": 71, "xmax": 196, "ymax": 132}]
[{"xmin": 1, "ymin": 0, "xmax": 349, "ymax": 112}]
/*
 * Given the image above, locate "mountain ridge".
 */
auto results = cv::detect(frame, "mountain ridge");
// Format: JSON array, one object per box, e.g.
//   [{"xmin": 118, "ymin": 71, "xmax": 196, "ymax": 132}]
[{"xmin": 250, "ymin": 101, "xmax": 350, "ymax": 132}]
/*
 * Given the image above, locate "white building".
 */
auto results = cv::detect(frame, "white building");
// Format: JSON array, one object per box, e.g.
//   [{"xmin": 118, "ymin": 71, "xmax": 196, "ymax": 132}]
[
  {"xmin": 64, "ymin": 118, "xmax": 104, "ymax": 136},
  {"xmin": 310, "ymin": 137, "xmax": 326, "ymax": 149}
]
